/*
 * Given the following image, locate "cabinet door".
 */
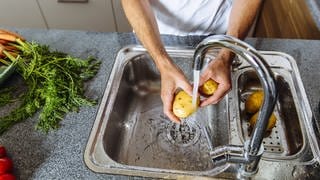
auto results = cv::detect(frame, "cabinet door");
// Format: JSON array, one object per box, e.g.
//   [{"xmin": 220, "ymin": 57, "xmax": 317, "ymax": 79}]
[
  {"xmin": 112, "ymin": 0, "xmax": 131, "ymax": 32},
  {"xmin": 0, "ymin": 0, "xmax": 47, "ymax": 29},
  {"xmin": 38, "ymin": 0, "xmax": 116, "ymax": 32}
]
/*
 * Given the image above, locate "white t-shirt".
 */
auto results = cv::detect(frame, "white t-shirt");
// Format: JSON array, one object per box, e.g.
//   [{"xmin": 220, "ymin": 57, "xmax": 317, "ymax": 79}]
[{"xmin": 150, "ymin": 0, "xmax": 232, "ymax": 36}]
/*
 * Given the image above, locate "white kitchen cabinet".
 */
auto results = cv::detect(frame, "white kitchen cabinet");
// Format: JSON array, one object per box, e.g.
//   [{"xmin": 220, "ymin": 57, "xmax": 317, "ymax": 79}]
[
  {"xmin": 0, "ymin": 0, "xmax": 131, "ymax": 32},
  {"xmin": 37, "ymin": 0, "xmax": 116, "ymax": 32},
  {"xmin": 112, "ymin": 0, "xmax": 131, "ymax": 32},
  {"xmin": 0, "ymin": 0, "xmax": 47, "ymax": 29}
]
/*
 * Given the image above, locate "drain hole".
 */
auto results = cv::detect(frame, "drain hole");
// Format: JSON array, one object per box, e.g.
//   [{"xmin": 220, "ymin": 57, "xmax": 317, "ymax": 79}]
[
  {"xmin": 263, "ymin": 141, "xmax": 265, "ymax": 144},
  {"xmin": 270, "ymin": 142, "xmax": 273, "ymax": 145},
  {"xmin": 275, "ymin": 131, "xmax": 278, "ymax": 134},
  {"xmin": 166, "ymin": 123, "xmax": 200, "ymax": 147},
  {"xmin": 271, "ymin": 148, "xmax": 274, "ymax": 151},
  {"xmin": 276, "ymin": 136, "xmax": 279, "ymax": 139}
]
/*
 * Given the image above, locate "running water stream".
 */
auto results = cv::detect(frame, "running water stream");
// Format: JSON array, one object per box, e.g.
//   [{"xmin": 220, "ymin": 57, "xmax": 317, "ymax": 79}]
[
  {"xmin": 190, "ymin": 70, "xmax": 214, "ymax": 151},
  {"xmin": 192, "ymin": 70, "xmax": 201, "ymax": 109}
]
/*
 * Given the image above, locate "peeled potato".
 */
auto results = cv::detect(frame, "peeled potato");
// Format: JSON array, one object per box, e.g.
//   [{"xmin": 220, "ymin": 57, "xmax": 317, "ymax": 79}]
[
  {"xmin": 173, "ymin": 91, "xmax": 200, "ymax": 118},
  {"xmin": 245, "ymin": 90, "xmax": 264, "ymax": 114},
  {"xmin": 249, "ymin": 112, "xmax": 277, "ymax": 131},
  {"xmin": 199, "ymin": 79, "xmax": 219, "ymax": 96}
]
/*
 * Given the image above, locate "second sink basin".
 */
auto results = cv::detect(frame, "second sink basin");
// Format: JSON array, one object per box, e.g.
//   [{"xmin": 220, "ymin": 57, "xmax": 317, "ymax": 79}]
[{"xmin": 236, "ymin": 66, "xmax": 304, "ymax": 159}]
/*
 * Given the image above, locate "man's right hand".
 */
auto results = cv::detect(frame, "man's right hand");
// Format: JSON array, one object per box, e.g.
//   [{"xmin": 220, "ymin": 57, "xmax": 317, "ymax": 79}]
[{"xmin": 159, "ymin": 60, "xmax": 193, "ymax": 124}]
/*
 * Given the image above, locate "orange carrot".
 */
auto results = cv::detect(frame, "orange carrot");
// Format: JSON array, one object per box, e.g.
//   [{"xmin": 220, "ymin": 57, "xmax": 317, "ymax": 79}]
[
  {"xmin": 0, "ymin": 33, "xmax": 17, "ymax": 42},
  {"xmin": 7, "ymin": 51, "xmax": 18, "ymax": 58},
  {"xmin": 0, "ymin": 29, "xmax": 25, "ymax": 41},
  {"xmin": 0, "ymin": 43, "xmax": 5, "ymax": 53},
  {"xmin": 0, "ymin": 39, "xmax": 8, "ymax": 45},
  {"xmin": 4, "ymin": 45, "xmax": 18, "ymax": 51},
  {"xmin": 0, "ymin": 44, "xmax": 15, "ymax": 56}
]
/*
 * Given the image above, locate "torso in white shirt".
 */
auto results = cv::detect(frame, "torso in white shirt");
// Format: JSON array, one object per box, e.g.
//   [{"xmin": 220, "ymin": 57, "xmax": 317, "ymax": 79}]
[{"xmin": 150, "ymin": 0, "xmax": 232, "ymax": 36}]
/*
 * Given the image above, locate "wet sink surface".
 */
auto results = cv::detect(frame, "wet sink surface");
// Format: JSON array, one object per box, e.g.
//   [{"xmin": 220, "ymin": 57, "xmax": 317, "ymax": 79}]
[
  {"xmin": 85, "ymin": 46, "xmax": 320, "ymax": 179},
  {"xmin": 103, "ymin": 53, "xmax": 230, "ymax": 172}
]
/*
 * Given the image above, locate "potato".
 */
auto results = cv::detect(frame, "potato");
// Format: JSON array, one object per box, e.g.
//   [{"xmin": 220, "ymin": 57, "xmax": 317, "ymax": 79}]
[
  {"xmin": 245, "ymin": 90, "xmax": 264, "ymax": 114},
  {"xmin": 199, "ymin": 79, "xmax": 218, "ymax": 96},
  {"xmin": 249, "ymin": 112, "xmax": 277, "ymax": 131},
  {"xmin": 173, "ymin": 91, "xmax": 200, "ymax": 118}
]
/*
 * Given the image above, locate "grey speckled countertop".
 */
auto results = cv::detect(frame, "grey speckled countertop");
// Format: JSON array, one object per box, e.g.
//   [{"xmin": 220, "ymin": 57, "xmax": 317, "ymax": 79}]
[{"xmin": 0, "ymin": 28, "xmax": 320, "ymax": 180}]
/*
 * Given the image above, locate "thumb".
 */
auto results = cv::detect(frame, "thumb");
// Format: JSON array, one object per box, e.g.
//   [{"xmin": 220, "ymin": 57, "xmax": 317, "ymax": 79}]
[{"xmin": 179, "ymin": 81, "xmax": 193, "ymax": 96}]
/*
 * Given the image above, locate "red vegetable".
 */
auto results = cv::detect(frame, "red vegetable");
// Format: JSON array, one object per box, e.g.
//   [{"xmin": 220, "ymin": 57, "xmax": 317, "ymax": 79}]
[
  {"xmin": 0, "ymin": 173, "xmax": 15, "ymax": 180},
  {"xmin": 0, "ymin": 147, "xmax": 5, "ymax": 158},
  {"xmin": 0, "ymin": 157, "xmax": 13, "ymax": 174}
]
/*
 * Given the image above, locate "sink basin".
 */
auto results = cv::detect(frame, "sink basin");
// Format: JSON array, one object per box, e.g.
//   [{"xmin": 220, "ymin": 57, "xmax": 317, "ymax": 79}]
[
  {"xmin": 102, "ymin": 53, "xmax": 229, "ymax": 172},
  {"xmin": 85, "ymin": 46, "xmax": 320, "ymax": 179}
]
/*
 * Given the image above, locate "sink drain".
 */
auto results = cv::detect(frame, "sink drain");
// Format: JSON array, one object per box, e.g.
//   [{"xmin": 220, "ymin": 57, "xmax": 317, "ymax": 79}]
[{"xmin": 166, "ymin": 122, "xmax": 201, "ymax": 147}]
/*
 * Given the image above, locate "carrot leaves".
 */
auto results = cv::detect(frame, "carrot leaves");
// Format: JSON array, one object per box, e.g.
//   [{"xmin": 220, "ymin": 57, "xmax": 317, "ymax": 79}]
[{"xmin": 0, "ymin": 40, "xmax": 100, "ymax": 134}]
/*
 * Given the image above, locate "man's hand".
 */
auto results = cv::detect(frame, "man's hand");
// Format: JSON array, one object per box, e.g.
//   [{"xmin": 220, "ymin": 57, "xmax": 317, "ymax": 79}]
[
  {"xmin": 199, "ymin": 50, "xmax": 233, "ymax": 107},
  {"xmin": 159, "ymin": 60, "xmax": 193, "ymax": 123}
]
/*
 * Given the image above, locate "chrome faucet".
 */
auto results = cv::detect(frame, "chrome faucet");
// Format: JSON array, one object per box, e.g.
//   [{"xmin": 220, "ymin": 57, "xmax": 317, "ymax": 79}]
[{"xmin": 193, "ymin": 35, "xmax": 278, "ymax": 177}]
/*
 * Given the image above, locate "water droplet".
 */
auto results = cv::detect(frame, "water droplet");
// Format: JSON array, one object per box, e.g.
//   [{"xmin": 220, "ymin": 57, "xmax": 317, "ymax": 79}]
[{"xmin": 291, "ymin": 165, "xmax": 298, "ymax": 178}]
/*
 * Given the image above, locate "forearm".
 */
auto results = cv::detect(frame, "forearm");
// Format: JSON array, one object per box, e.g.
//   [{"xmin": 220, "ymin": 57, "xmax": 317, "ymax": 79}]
[
  {"xmin": 219, "ymin": 0, "xmax": 262, "ymax": 64},
  {"xmin": 227, "ymin": 0, "xmax": 262, "ymax": 39},
  {"xmin": 121, "ymin": 0, "xmax": 172, "ymax": 72}
]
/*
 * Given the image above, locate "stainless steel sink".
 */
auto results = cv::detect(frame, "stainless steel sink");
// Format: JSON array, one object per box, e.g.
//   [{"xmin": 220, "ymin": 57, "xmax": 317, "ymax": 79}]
[{"xmin": 84, "ymin": 46, "xmax": 320, "ymax": 179}]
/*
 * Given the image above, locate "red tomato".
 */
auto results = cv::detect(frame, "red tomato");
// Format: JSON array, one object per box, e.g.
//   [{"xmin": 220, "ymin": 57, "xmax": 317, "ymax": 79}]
[
  {"xmin": 0, "ymin": 157, "xmax": 13, "ymax": 174},
  {"xmin": 0, "ymin": 173, "xmax": 16, "ymax": 180},
  {"xmin": 0, "ymin": 147, "xmax": 6, "ymax": 158}
]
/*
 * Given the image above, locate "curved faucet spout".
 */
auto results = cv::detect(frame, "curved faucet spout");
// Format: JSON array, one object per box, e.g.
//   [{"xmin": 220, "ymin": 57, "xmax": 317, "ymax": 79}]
[{"xmin": 194, "ymin": 35, "xmax": 278, "ymax": 175}]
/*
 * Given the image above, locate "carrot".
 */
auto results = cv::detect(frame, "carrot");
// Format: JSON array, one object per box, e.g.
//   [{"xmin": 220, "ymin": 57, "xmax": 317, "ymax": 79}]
[
  {"xmin": 0, "ymin": 29, "xmax": 25, "ymax": 41},
  {"xmin": 0, "ymin": 43, "xmax": 5, "ymax": 53},
  {"xmin": 0, "ymin": 33, "xmax": 17, "ymax": 42},
  {"xmin": 0, "ymin": 44, "xmax": 7, "ymax": 60},
  {"xmin": 0, "ymin": 39, "xmax": 9, "ymax": 45},
  {"xmin": 4, "ymin": 45, "xmax": 18, "ymax": 51},
  {"xmin": 7, "ymin": 51, "xmax": 18, "ymax": 58},
  {"xmin": 0, "ymin": 44, "xmax": 18, "ymax": 59}
]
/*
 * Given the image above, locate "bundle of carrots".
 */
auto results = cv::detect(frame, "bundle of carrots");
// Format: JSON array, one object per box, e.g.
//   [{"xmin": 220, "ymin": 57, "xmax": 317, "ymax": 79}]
[
  {"xmin": 0, "ymin": 28, "xmax": 101, "ymax": 135},
  {"xmin": 0, "ymin": 29, "xmax": 25, "ymax": 68}
]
